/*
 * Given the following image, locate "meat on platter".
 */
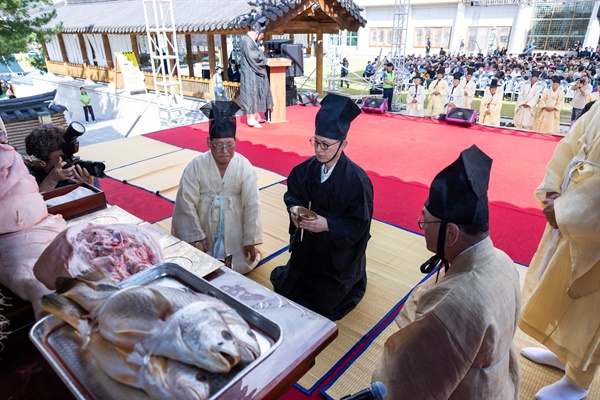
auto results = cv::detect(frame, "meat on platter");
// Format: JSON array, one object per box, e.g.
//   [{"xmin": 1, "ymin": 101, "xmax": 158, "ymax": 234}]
[
  {"xmin": 42, "ymin": 268, "xmax": 261, "ymax": 400},
  {"xmin": 34, "ymin": 223, "xmax": 164, "ymax": 290}
]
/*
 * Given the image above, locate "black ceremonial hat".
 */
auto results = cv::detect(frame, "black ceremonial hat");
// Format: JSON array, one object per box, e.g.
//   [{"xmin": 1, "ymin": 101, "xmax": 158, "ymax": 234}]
[
  {"xmin": 315, "ymin": 94, "xmax": 361, "ymax": 141},
  {"xmin": 531, "ymin": 70, "xmax": 541, "ymax": 78},
  {"xmin": 200, "ymin": 101, "xmax": 241, "ymax": 139},
  {"xmin": 552, "ymin": 75, "xmax": 562, "ymax": 84},
  {"xmin": 251, "ymin": 16, "xmax": 268, "ymax": 33},
  {"xmin": 425, "ymin": 145, "xmax": 492, "ymax": 226},
  {"xmin": 466, "ymin": 68, "xmax": 475, "ymax": 75},
  {"xmin": 437, "ymin": 67, "xmax": 445, "ymax": 76},
  {"xmin": 452, "ymin": 72, "xmax": 463, "ymax": 80},
  {"xmin": 489, "ymin": 78, "xmax": 499, "ymax": 88}
]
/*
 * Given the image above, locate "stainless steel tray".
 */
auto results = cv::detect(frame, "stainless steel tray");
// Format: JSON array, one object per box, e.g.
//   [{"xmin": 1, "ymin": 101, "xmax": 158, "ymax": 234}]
[{"xmin": 30, "ymin": 263, "xmax": 283, "ymax": 399}]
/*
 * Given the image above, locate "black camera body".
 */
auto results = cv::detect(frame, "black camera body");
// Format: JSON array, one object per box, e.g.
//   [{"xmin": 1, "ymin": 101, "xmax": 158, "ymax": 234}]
[{"xmin": 61, "ymin": 122, "xmax": 107, "ymax": 178}]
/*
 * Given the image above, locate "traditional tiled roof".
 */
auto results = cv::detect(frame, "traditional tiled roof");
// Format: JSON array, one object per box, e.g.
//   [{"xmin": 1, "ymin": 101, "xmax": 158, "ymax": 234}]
[
  {"xmin": 45, "ymin": 0, "xmax": 365, "ymax": 34},
  {"xmin": 0, "ymin": 90, "xmax": 67, "ymax": 122}
]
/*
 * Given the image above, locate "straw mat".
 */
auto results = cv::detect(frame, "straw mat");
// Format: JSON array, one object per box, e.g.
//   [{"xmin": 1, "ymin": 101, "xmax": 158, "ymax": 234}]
[
  {"xmin": 246, "ymin": 221, "xmax": 431, "ymax": 392},
  {"xmin": 77, "ymin": 136, "xmax": 180, "ymax": 171}
]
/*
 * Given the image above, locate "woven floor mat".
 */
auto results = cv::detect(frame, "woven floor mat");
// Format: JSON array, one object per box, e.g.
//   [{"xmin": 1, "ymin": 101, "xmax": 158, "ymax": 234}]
[
  {"xmin": 79, "ymin": 136, "xmax": 181, "ymax": 171},
  {"xmin": 247, "ymin": 222, "xmax": 431, "ymax": 392}
]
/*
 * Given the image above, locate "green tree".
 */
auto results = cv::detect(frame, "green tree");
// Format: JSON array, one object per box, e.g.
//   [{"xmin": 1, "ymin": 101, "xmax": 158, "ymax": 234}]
[{"xmin": 0, "ymin": 0, "xmax": 58, "ymax": 65}]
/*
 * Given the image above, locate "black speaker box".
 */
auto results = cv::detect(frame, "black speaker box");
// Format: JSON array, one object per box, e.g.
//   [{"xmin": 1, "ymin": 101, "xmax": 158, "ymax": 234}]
[
  {"xmin": 282, "ymin": 44, "xmax": 304, "ymax": 77},
  {"xmin": 361, "ymin": 97, "xmax": 387, "ymax": 113},
  {"xmin": 445, "ymin": 107, "xmax": 477, "ymax": 127}
]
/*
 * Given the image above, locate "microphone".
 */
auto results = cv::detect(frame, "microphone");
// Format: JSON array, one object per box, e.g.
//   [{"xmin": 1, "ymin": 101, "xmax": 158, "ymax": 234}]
[{"xmin": 340, "ymin": 381, "xmax": 387, "ymax": 400}]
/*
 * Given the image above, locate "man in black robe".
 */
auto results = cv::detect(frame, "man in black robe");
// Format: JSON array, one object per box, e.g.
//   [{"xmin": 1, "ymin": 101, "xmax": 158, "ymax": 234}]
[
  {"xmin": 270, "ymin": 94, "xmax": 374, "ymax": 320},
  {"xmin": 239, "ymin": 16, "xmax": 273, "ymax": 129}
]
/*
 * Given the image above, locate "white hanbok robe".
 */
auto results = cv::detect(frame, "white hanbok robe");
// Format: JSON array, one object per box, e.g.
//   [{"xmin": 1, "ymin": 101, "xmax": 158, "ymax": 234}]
[
  {"xmin": 532, "ymin": 88, "xmax": 565, "ymax": 135},
  {"xmin": 479, "ymin": 88, "xmax": 503, "ymax": 126},
  {"xmin": 444, "ymin": 83, "xmax": 464, "ymax": 110},
  {"xmin": 406, "ymin": 84, "xmax": 426, "ymax": 116},
  {"xmin": 172, "ymin": 151, "xmax": 263, "ymax": 274},
  {"xmin": 462, "ymin": 79, "xmax": 477, "ymax": 109},
  {"xmin": 426, "ymin": 79, "xmax": 448, "ymax": 116},
  {"xmin": 513, "ymin": 83, "xmax": 541, "ymax": 129}
]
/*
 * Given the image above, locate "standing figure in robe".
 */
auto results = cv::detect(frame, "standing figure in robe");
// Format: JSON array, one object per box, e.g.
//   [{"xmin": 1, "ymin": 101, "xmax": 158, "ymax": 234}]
[
  {"xmin": 462, "ymin": 68, "xmax": 477, "ymax": 109},
  {"xmin": 406, "ymin": 76, "xmax": 426, "ymax": 117},
  {"xmin": 532, "ymin": 75, "xmax": 565, "ymax": 135},
  {"xmin": 372, "ymin": 145, "xmax": 521, "ymax": 399},
  {"xmin": 239, "ymin": 17, "xmax": 273, "ymax": 129},
  {"xmin": 520, "ymin": 101, "xmax": 600, "ymax": 400},
  {"xmin": 172, "ymin": 101, "xmax": 263, "ymax": 274},
  {"xmin": 444, "ymin": 72, "xmax": 465, "ymax": 111},
  {"xmin": 426, "ymin": 68, "xmax": 448, "ymax": 116},
  {"xmin": 270, "ymin": 94, "xmax": 374, "ymax": 321},
  {"xmin": 512, "ymin": 70, "xmax": 542, "ymax": 130},
  {"xmin": 479, "ymin": 78, "xmax": 503, "ymax": 126}
]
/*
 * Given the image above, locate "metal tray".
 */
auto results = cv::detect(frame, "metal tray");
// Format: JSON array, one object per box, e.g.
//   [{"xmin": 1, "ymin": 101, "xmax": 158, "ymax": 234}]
[{"xmin": 30, "ymin": 263, "xmax": 283, "ymax": 399}]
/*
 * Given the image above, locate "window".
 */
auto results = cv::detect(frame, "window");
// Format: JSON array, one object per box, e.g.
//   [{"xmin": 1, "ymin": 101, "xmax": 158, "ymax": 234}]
[
  {"xmin": 466, "ymin": 26, "xmax": 511, "ymax": 53},
  {"xmin": 412, "ymin": 27, "xmax": 452, "ymax": 49},
  {"xmin": 344, "ymin": 30, "xmax": 358, "ymax": 47},
  {"xmin": 527, "ymin": 2, "xmax": 594, "ymax": 51}
]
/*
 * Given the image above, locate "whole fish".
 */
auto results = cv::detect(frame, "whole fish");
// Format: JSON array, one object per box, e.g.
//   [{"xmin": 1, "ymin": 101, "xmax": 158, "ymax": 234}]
[{"xmin": 42, "ymin": 294, "xmax": 211, "ymax": 400}]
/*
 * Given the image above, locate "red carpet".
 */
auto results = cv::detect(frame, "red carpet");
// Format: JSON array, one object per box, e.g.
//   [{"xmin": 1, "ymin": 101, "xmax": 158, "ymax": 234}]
[{"xmin": 144, "ymin": 106, "xmax": 561, "ymax": 265}]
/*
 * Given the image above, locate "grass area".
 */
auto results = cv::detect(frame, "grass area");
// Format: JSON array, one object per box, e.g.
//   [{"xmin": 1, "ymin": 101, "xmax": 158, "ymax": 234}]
[{"xmin": 295, "ymin": 57, "xmax": 573, "ymax": 125}]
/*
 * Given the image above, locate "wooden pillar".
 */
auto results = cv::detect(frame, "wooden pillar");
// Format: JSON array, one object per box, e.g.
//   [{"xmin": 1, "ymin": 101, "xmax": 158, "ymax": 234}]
[
  {"xmin": 220, "ymin": 34, "xmax": 229, "ymax": 81},
  {"xmin": 185, "ymin": 34, "xmax": 194, "ymax": 78},
  {"xmin": 41, "ymin": 41, "xmax": 50, "ymax": 61},
  {"xmin": 316, "ymin": 31, "xmax": 323, "ymax": 94},
  {"xmin": 130, "ymin": 34, "xmax": 141, "ymax": 66},
  {"xmin": 101, "ymin": 33, "xmax": 114, "ymax": 69},
  {"xmin": 207, "ymin": 34, "xmax": 216, "ymax": 98},
  {"xmin": 57, "ymin": 34, "xmax": 69, "ymax": 63},
  {"xmin": 78, "ymin": 34, "xmax": 90, "ymax": 65},
  {"xmin": 290, "ymin": 34, "xmax": 295, "ymax": 42},
  {"xmin": 310, "ymin": 33, "xmax": 315, "ymax": 57}
]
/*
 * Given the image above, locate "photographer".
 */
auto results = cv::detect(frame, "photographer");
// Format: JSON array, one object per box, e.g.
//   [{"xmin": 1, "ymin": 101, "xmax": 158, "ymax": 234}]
[
  {"xmin": 570, "ymin": 75, "xmax": 592, "ymax": 122},
  {"xmin": 25, "ymin": 125, "xmax": 95, "ymax": 192}
]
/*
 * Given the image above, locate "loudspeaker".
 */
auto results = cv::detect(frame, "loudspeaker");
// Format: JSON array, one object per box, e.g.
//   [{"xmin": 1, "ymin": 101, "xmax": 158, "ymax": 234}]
[
  {"xmin": 298, "ymin": 91, "xmax": 319, "ymax": 106},
  {"xmin": 361, "ymin": 97, "xmax": 387, "ymax": 114},
  {"xmin": 445, "ymin": 107, "xmax": 477, "ymax": 127},
  {"xmin": 282, "ymin": 44, "xmax": 304, "ymax": 77}
]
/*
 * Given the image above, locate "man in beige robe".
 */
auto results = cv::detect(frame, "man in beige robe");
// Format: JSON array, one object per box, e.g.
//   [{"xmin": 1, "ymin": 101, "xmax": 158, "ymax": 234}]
[
  {"xmin": 406, "ymin": 76, "xmax": 426, "ymax": 117},
  {"xmin": 372, "ymin": 145, "xmax": 521, "ymax": 399},
  {"xmin": 462, "ymin": 68, "xmax": 477, "ymax": 109},
  {"xmin": 513, "ymin": 71, "xmax": 542, "ymax": 130},
  {"xmin": 519, "ymin": 100, "xmax": 600, "ymax": 400},
  {"xmin": 426, "ymin": 68, "xmax": 448, "ymax": 116},
  {"xmin": 172, "ymin": 101, "xmax": 262, "ymax": 274},
  {"xmin": 532, "ymin": 75, "xmax": 565, "ymax": 135},
  {"xmin": 479, "ymin": 78, "xmax": 503, "ymax": 126}
]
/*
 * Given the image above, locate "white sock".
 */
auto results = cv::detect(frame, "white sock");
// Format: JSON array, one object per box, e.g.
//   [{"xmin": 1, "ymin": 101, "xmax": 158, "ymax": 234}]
[
  {"xmin": 521, "ymin": 347, "xmax": 566, "ymax": 371},
  {"xmin": 247, "ymin": 116, "xmax": 257, "ymax": 125},
  {"xmin": 535, "ymin": 376, "xmax": 588, "ymax": 400}
]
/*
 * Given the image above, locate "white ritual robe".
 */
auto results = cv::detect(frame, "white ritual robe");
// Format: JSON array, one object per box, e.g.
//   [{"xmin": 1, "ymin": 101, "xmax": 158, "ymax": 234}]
[
  {"xmin": 520, "ymin": 102, "xmax": 600, "ymax": 382},
  {"xmin": 462, "ymin": 79, "xmax": 477, "ymax": 109},
  {"xmin": 426, "ymin": 79, "xmax": 448, "ymax": 116},
  {"xmin": 513, "ymin": 83, "xmax": 541, "ymax": 129},
  {"xmin": 479, "ymin": 88, "xmax": 503, "ymax": 126},
  {"xmin": 172, "ymin": 152, "xmax": 263, "ymax": 274},
  {"xmin": 532, "ymin": 88, "xmax": 565, "ymax": 135},
  {"xmin": 444, "ymin": 83, "xmax": 464, "ymax": 110},
  {"xmin": 406, "ymin": 84, "xmax": 426, "ymax": 116}
]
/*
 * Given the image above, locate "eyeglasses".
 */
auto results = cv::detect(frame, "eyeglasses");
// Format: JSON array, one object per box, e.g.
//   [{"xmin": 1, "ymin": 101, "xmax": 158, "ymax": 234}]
[
  {"xmin": 417, "ymin": 217, "xmax": 442, "ymax": 230},
  {"xmin": 211, "ymin": 141, "xmax": 236, "ymax": 151},
  {"xmin": 309, "ymin": 137, "xmax": 340, "ymax": 151}
]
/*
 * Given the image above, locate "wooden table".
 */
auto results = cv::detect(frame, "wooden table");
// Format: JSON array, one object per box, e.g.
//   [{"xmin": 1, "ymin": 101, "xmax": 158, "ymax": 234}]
[{"xmin": 0, "ymin": 206, "xmax": 337, "ymax": 399}]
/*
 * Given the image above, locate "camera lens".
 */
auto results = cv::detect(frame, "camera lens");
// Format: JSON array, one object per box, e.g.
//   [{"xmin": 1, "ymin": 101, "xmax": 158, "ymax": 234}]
[{"xmin": 77, "ymin": 160, "xmax": 107, "ymax": 178}]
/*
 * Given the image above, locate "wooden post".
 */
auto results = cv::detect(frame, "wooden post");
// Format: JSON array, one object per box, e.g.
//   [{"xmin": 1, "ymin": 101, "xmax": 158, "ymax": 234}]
[
  {"xmin": 101, "ymin": 33, "xmax": 114, "ymax": 69},
  {"xmin": 130, "ymin": 34, "xmax": 141, "ymax": 67},
  {"xmin": 78, "ymin": 34, "xmax": 90, "ymax": 66},
  {"xmin": 310, "ymin": 34, "xmax": 315, "ymax": 57},
  {"xmin": 185, "ymin": 34, "xmax": 194, "ymax": 78},
  {"xmin": 57, "ymin": 34, "xmax": 69, "ymax": 63},
  {"xmin": 41, "ymin": 41, "xmax": 50, "ymax": 61},
  {"xmin": 316, "ymin": 31, "xmax": 323, "ymax": 95},
  {"xmin": 221, "ymin": 34, "xmax": 229, "ymax": 81},
  {"xmin": 207, "ymin": 34, "xmax": 216, "ymax": 98}
]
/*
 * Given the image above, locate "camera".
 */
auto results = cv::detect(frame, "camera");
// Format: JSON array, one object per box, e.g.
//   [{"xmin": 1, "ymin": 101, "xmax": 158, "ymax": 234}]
[{"xmin": 61, "ymin": 122, "xmax": 107, "ymax": 177}]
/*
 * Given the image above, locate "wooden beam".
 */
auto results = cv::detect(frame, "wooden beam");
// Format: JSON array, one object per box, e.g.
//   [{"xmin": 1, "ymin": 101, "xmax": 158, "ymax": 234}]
[
  {"xmin": 41, "ymin": 41, "xmax": 50, "ymax": 62},
  {"xmin": 220, "ymin": 34, "xmax": 229, "ymax": 81},
  {"xmin": 207, "ymin": 33, "xmax": 216, "ymax": 98},
  {"xmin": 274, "ymin": 21, "xmax": 339, "ymax": 32},
  {"xmin": 101, "ymin": 33, "xmax": 114, "ymax": 69},
  {"xmin": 57, "ymin": 35, "xmax": 69, "ymax": 63},
  {"xmin": 130, "ymin": 34, "xmax": 141, "ymax": 67},
  {"xmin": 265, "ymin": 2, "xmax": 314, "ymax": 32},
  {"xmin": 78, "ymin": 34, "xmax": 90, "ymax": 65},
  {"xmin": 316, "ymin": 31, "xmax": 323, "ymax": 95},
  {"xmin": 185, "ymin": 34, "xmax": 194, "ymax": 78}
]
